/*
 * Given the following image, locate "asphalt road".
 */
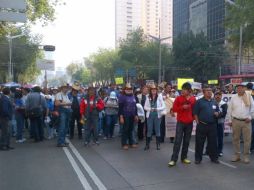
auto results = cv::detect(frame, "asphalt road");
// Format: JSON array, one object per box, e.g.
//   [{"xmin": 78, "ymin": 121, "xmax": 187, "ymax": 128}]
[{"xmin": 1, "ymin": 133, "xmax": 254, "ymax": 190}]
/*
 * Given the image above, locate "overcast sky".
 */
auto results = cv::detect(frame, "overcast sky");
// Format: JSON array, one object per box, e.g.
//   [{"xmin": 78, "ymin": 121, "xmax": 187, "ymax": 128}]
[{"xmin": 32, "ymin": 0, "xmax": 115, "ymax": 69}]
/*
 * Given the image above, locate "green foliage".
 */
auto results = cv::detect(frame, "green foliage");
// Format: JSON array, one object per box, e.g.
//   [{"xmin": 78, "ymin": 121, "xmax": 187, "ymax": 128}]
[
  {"xmin": 66, "ymin": 62, "xmax": 92, "ymax": 85},
  {"xmin": 226, "ymin": 0, "xmax": 254, "ymax": 51},
  {"xmin": 0, "ymin": 0, "xmax": 63, "ymax": 83},
  {"xmin": 172, "ymin": 32, "xmax": 226, "ymax": 82}
]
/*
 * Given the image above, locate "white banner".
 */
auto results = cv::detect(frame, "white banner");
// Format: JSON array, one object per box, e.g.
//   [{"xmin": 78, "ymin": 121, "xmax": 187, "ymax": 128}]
[{"xmin": 165, "ymin": 94, "xmax": 233, "ymax": 138}]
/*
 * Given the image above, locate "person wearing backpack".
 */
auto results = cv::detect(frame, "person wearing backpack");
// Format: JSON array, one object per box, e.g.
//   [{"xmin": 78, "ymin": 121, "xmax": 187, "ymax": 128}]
[
  {"xmin": 26, "ymin": 86, "xmax": 47, "ymax": 142},
  {"xmin": 0, "ymin": 87, "xmax": 14, "ymax": 150},
  {"xmin": 104, "ymin": 91, "xmax": 119, "ymax": 139},
  {"xmin": 80, "ymin": 86, "xmax": 105, "ymax": 146}
]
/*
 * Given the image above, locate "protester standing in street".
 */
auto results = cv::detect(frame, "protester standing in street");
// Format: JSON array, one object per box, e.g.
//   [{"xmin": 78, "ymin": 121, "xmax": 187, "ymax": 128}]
[
  {"xmin": 104, "ymin": 91, "xmax": 119, "ymax": 139},
  {"xmin": 168, "ymin": 82, "xmax": 196, "ymax": 166},
  {"xmin": 227, "ymin": 84, "xmax": 254, "ymax": 163},
  {"xmin": 193, "ymin": 85, "xmax": 220, "ymax": 164},
  {"xmin": 55, "ymin": 84, "xmax": 72, "ymax": 147},
  {"xmin": 0, "ymin": 88, "xmax": 14, "ymax": 151},
  {"xmin": 80, "ymin": 86, "xmax": 104, "ymax": 146},
  {"xmin": 144, "ymin": 84, "xmax": 166, "ymax": 150},
  {"xmin": 119, "ymin": 83, "xmax": 139, "ymax": 150},
  {"xmin": 69, "ymin": 82, "xmax": 82, "ymax": 140},
  {"xmin": 214, "ymin": 91, "xmax": 227, "ymax": 157},
  {"xmin": 26, "ymin": 86, "xmax": 47, "ymax": 143}
]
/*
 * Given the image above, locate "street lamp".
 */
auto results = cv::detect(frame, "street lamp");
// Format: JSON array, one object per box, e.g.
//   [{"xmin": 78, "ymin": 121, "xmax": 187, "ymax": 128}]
[
  {"xmin": 148, "ymin": 34, "xmax": 172, "ymax": 84},
  {"xmin": 6, "ymin": 34, "xmax": 24, "ymax": 81},
  {"xmin": 225, "ymin": 0, "xmax": 243, "ymax": 75}
]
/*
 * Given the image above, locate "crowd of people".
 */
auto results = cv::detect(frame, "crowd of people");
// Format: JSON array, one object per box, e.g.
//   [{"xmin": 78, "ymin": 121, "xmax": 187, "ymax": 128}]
[{"xmin": 0, "ymin": 81, "xmax": 254, "ymax": 166}]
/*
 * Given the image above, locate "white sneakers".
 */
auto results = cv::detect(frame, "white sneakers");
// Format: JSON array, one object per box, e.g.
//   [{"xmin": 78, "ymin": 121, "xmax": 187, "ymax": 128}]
[{"xmin": 16, "ymin": 138, "xmax": 26, "ymax": 143}]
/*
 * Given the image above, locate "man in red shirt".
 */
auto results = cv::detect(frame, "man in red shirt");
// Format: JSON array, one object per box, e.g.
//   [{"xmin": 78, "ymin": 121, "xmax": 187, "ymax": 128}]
[
  {"xmin": 80, "ymin": 87, "xmax": 104, "ymax": 146},
  {"xmin": 168, "ymin": 82, "xmax": 196, "ymax": 167}
]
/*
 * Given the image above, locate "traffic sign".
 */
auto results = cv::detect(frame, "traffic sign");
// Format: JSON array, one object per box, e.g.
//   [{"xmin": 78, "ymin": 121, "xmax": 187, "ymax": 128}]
[
  {"xmin": 37, "ymin": 59, "xmax": 55, "ymax": 71},
  {"xmin": 43, "ymin": 45, "xmax": 56, "ymax": 51}
]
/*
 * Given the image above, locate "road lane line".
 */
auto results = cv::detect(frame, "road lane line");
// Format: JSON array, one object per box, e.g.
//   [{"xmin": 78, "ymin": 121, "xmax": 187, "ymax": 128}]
[
  {"xmin": 63, "ymin": 147, "xmax": 93, "ymax": 190},
  {"xmin": 67, "ymin": 139, "xmax": 107, "ymax": 190},
  {"xmin": 188, "ymin": 148, "xmax": 237, "ymax": 169}
]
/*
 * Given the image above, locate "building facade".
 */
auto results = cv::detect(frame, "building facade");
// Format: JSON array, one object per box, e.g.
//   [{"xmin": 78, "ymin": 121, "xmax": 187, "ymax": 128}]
[
  {"xmin": 115, "ymin": 0, "xmax": 173, "ymax": 47},
  {"xmin": 173, "ymin": 0, "xmax": 225, "ymax": 43}
]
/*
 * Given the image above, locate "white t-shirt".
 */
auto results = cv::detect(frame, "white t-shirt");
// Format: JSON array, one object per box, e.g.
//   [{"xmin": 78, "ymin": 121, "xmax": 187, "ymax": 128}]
[{"xmin": 55, "ymin": 92, "xmax": 71, "ymax": 108}]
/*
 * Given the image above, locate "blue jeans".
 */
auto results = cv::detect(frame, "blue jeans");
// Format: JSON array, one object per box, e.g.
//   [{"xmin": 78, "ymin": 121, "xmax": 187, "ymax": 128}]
[
  {"xmin": 57, "ymin": 108, "xmax": 71, "ymax": 145},
  {"xmin": 105, "ymin": 115, "xmax": 118, "ymax": 138},
  {"xmin": 147, "ymin": 114, "xmax": 161, "ymax": 137},
  {"xmin": 217, "ymin": 123, "xmax": 224, "ymax": 154},
  {"xmin": 15, "ymin": 112, "xmax": 25, "ymax": 140}
]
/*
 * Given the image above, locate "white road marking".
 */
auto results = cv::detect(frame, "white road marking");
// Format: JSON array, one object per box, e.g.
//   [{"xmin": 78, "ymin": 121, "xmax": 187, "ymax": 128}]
[
  {"xmin": 67, "ymin": 139, "xmax": 107, "ymax": 190},
  {"xmin": 63, "ymin": 147, "xmax": 93, "ymax": 190},
  {"xmin": 188, "ymin": 148, "xmax": 237, "ymax": 169}
]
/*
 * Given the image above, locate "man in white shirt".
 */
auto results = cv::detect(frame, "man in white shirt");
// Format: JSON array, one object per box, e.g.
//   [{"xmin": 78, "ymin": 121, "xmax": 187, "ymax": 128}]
[{"xmin": 227, "ymin": 84, "xmax": 254, "ymax": 163}]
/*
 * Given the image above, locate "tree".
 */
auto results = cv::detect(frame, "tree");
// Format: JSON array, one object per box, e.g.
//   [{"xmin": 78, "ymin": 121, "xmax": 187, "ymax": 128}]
[
  {"xmin": 0, "ymin": 0, "xmax": 64, "ymax": 82},
  {"xmin": 226, "ymin": 0, "xmax": 254, "ymax": 52},
  {"xmin": 172, "ymin": 32, "xmax": 227, "ymax": 82}
]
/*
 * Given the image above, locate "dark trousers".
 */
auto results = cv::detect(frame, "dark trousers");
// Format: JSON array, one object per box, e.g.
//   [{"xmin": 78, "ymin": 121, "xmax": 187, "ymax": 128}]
[
  {"xmin": 85, "ymin": 115, "xmax": 98, "ymax": 143},
  {"xmin": 0, "ymin": 118, "xmax": 11, "ymax": 147},
  {"xmin": 121, "ymin": 116, "xmax": 134, "ymax": 146},
  {"xmin": 69, "ymin": 112, "xmax": 82, "ymax": 138},
  {"xmin": 160, "ymin": 116, "xmax": 165, "ymax": 142},
  {"xmin": 15, "ymin": 112, "xmax": 25, "ymax": 140},
  {"xmin": 138, "ymin": 121, "xmax": 145, "ymax": 140},
  {"xmin": 250, "ymin": 120, "xmax": 254, "ymax": 151},
  {"xmin": 30, "ymin": 116, "xmax": 44, "ymax": 141},
  {"xmin": 171, "ymin": 122, "xmax": 193, "ymax": 162},
  {"xmin": 195, "ymin": 123, "xmax": 218, "ymax": 162},
  {"xmin": 217, "ymin": 123, "xmax": 224, "ymax": 154}
]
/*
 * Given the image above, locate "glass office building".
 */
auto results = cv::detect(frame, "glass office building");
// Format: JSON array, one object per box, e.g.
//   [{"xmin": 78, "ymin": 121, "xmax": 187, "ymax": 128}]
[{"xmin": 173, "ymin": 0, "xmax": 226, "ymax": 43}]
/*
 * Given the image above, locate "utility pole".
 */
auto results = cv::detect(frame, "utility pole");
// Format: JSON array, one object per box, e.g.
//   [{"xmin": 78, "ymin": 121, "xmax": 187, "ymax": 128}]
[
  {"xmin": 148, "ymin": 19, "xmax": 172, "ymax": 84},
  {"xmin": 225, "ymin": 0, "xmax": 243, "ymax": 75}
]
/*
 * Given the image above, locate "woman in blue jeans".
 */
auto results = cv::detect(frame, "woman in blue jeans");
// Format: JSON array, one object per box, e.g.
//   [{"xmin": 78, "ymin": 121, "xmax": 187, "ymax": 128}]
[
  {"xmin": 144, "ymin": 84, "xmax": 166, "ymax": 150},
  {"xmin": 104, "ymin": 91, "xmax": 119, "ymax": 139}
]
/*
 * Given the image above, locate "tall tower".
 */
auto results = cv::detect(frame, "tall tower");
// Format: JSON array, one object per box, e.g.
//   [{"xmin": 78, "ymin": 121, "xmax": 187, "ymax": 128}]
[{"xmin": 115, "ymin": 0, "xmax": 173, "ymax": 47}]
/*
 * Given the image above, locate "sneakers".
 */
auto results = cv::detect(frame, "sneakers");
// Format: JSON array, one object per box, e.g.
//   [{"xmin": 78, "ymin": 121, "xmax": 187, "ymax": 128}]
[
  {"xmin": 84, "ymin": 142, "xmax": 89, "ymax": 146},
  {"xmin": 219, "ymin": 153, "xmax": 223, "ymax": 157},
  {"xmin": 168, "ymin": 161, "xmax": 176, "ymax": 167},
  {"xmin": 57, "ymin": 143, "xmax": 68, "ymax": 147},
  {"xmin": 182, "ymin": 159, "xmax": 191, "ymax": 164},
  {"xmin": 131, "ymin": 144, "xmax": 138, "ymax": 148},
  {"xmin": 16, "ymin": 138, "xmax": 26, "ymax": 143}
]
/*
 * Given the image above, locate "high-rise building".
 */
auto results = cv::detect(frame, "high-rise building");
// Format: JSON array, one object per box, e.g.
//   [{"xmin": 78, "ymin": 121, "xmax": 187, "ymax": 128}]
[
  {"xmin": 115, "ymin": 0, "xmax": 173, "ymax": 47},
  {"xmin": 173, "ymin": 0, "xmax": 226, "ymax": 43}
]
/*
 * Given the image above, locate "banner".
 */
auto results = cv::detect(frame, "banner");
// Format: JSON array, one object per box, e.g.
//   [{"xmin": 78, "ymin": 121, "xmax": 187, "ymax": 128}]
[
  {"xmin": 165, "ymin": 94, "xmax": 233, "ymax": 138},
  {"xmin": 115, "ymin": 77, "xmax": 124, "ymax": 85},
  {"xmin": 208, "ymin": 80, "xmax": 218, "ymax": 85},
  {"xmin": 177, "ymin": 78, "xmax": 194, "ymax": 90}
]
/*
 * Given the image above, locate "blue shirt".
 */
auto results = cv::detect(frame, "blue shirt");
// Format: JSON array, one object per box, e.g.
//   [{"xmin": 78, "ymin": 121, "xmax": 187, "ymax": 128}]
[{"xmin": 193, "ymin": 97, "xmax": 219, "ymax": 124}]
